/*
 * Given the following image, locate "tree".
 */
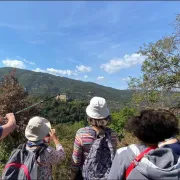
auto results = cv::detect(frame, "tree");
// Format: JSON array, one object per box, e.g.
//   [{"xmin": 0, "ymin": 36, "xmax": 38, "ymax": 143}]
[
  {"xmin": 0, "ymin": 69, "xmax": 39, "ymax": 161},
  {"xmin": 128, "ymin": 14, "xmax": 180, "ymax": 111},
  {"xmin": 110, "ymin": 107, "xmax": 137, "ymax": 140}
]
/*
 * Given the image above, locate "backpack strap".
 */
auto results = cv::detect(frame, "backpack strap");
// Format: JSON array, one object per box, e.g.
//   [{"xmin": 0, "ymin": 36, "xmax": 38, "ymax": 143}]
[
  {"xmin": 17, "ymin": 143, "xmax": 26, "ymax": 150},
  {"xmin": 17, "ymin": 143, "xmax": 28, "ymax": 155},
  {"xmin": 104, "ymin": 128, "xmax": 112, "ymax": 139},
  {"xmin": 33, "ymin": 144, "xmax": 48, "ymax": 160},
  {"xmin": 19, "ymin": 143, "xmax": 47, "ymax": 160},
  {"xmin": 125, "ymin": 146, "xmax": 157, "ymax": 179},
  {"xmin": 90, "ymin": 126, "xmax": 111, "ymax": 139}
]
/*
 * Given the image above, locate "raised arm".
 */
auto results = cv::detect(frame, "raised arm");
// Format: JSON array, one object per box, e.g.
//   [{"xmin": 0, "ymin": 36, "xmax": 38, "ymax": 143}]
[
  {"xmin": 0, "ymin": 113, "xmax": 16, "ymax": 140},
  {"xmin": 47, "ymin": 129, "xmax": 66, "ymax": 164}
]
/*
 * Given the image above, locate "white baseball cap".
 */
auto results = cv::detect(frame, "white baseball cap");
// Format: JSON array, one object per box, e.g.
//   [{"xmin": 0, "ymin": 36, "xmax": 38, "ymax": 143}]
[
  {"xmin": 25, "ymin": 116, "xmax": 51, "ymax": 141},
  {"xmin": 86, "ymin": 96, "xmax": 109, "ymax": 119}
]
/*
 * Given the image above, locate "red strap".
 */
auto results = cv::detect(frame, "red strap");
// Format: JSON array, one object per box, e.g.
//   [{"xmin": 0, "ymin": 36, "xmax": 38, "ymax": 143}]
[
  {"xmin": 125, "ymin": 146, "xmax": 156, "ymax": 179},
  {"xmin": 4, "ymin": 163, "xmax": 31, "ymax": 180}
]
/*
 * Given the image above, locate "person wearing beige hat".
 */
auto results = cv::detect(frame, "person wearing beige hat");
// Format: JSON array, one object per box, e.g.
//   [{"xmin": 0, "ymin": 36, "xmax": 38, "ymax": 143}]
[
  {"xmin": 71, "ymin": 96, "xmax": 119, "ymax": 180},
  {"xmin": 24, "ymin": 116, "xmax": 65, "ymax": 180}
]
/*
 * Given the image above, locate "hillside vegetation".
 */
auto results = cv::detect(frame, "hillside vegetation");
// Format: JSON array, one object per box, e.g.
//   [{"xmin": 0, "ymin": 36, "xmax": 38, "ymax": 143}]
[{"xmin": 0, "ymin": 67, "xmax": 132, "ymax": 110}]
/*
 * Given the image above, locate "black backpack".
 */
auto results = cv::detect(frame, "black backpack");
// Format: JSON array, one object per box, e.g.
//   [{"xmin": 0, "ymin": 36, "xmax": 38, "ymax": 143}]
[
  {"xmin": 2, "ymin": 143, "xmax": 47, "ymax": 180},
  {"xmin": 82, "ymin": 127, "xmax": 115, "ymax": 180}
]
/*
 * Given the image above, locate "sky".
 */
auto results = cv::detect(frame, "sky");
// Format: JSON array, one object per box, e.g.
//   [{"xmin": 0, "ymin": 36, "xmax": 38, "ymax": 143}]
[{"xmin": 0, "ymin": 1, "xmax": 179, "ymax": 90}]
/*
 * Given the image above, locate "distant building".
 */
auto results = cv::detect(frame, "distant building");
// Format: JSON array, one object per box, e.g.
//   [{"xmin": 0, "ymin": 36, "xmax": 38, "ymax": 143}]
[{"xmin": 56, "ymin": 94, "xmax": 68, "ymax": 102}]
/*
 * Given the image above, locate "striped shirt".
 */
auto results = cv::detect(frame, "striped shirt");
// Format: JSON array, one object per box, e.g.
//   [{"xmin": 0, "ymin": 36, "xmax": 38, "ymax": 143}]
[{"xmin": 71, "ymin": 126, "xmax": 119, "ymax": 171}]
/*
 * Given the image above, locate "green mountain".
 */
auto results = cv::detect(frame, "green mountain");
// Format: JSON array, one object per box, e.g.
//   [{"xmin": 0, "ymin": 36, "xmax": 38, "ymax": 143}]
[{"xmin": 0, "ymin": 67, "xmax": 132, "ymax": 109}]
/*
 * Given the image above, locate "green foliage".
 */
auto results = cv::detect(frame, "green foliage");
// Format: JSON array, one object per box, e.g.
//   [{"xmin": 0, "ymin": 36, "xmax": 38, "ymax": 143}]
[
  {"xmin": 40, "ymin": 99, "xmax": 88, "ymax": 124},
  {"xmin": 128, "ymin": 14, "xmax": 180, "ymax": 111},
  {"xmin": 52, "ymin": 122, "xmax": 84, "ymax": 179},
  {"xmin": 139, "ymin": 36, "xmax": 180, "ymax": 91},
  {"xmin": 110, "ymin": 107, "xmax": 137, "ymax": 137}
]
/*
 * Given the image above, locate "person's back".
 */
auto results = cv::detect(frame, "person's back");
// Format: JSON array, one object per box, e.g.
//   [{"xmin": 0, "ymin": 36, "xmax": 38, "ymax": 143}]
[
  {"xmin": 108, "ymin": 109, "xmax": 180, "ymax": 180},
  {"xmin": 71, "ymin": 97, "xmax": 119, "ymax": 180},
  {"xmin": 26, "ymin": 142, "xmax": 65, "ymax": 180},
  {"xmin": 72, "ymin": 126, "xmax": 118, "ymax": 166},
  {"xmin": 109, "ymin": 143, "xmax": 180, "ymax": 180},
  {"xmin": 10, "ymin": 116, "xmax": 65, "ymax": 180}
]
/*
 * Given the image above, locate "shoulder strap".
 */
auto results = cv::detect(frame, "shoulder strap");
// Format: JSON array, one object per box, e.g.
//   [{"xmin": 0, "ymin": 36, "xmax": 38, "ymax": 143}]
[
  {"xmin": 125, "ymin": 146, "xmax": 157, "ymax": 179},
  {"xmin": 104, "ymin": 128, "xmax": 112, "ymax": 139},
  {"xmin": 33, "ymin": 144, "xmax": 48, "ymax": 160},
  {"xmin": 90, "ymin": 126, "xmax": 111, "ymax": 139},
  {"xmin": 17, "ymin": 143, "xmax": 25, "ymax": 150},
  {"xmin": 17, "ymin": 143, "xmax": 27, "ymax": 155}
]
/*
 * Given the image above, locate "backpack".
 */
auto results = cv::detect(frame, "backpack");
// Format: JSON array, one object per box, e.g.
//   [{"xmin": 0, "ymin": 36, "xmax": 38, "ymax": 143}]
[
  {"xmin": 125, "ymin": 146, "xmax": 157, "ymax": 179},
  {"xmin": 82, "ymin": 127, "xmax": 115, "ymax": 180},
  {"xmin": 2, "ymin": 143, "xmax": 47, "ymax": 180}
]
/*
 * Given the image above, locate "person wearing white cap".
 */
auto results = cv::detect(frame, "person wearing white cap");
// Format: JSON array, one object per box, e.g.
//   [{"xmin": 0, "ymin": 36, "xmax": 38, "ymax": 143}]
[
  {"xmin": 24, "ymin": 116, "xmax": 65, "ymax": 180},
  {"xmin": 71, "ymin": 97, "xmax": 119, "ymax": 180}
]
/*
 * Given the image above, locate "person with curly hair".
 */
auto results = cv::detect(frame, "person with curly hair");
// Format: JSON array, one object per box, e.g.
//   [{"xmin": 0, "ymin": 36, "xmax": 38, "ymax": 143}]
[
  {"xmin": 158, "ymin": 110, "xmax": 180, "ymax": 155},
  {"xmin": 108, "ymin": 109, "xmax": 180, "ymax": 180}
]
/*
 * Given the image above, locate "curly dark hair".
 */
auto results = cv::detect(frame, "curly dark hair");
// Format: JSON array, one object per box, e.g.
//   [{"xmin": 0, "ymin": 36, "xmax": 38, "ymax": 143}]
[{"xmin": 126, "ymin": 109, "xmax": 179, "ymax": 144}]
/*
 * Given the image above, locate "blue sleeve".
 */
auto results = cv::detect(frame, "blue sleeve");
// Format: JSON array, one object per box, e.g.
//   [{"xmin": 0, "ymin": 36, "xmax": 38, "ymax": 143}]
[
  {"xmin": 0, "ymin": 126, "xmax": 3, "ymax": 138},
  {"xmin": 164, "ymin": 142, "xmax": 180, "ymax": 156}
]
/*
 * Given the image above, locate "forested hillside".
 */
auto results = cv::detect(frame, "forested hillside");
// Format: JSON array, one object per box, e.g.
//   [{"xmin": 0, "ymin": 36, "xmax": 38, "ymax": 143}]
[{"xmin": 0, "ymin": 67, "xmax": 132, "ymax": 110}]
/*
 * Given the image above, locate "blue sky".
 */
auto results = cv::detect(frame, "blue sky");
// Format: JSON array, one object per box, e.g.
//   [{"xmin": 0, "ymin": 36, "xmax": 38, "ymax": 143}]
[{"xmin": 0, "ymin": 1, "xmax": 179, "ymax": 89}]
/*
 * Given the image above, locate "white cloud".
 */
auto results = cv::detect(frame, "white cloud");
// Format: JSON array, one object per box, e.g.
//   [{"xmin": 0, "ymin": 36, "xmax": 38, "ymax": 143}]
[
  {"xmin": 2, "ymin": 59, "xmax": 26, "ymax": 69},
  {"xmin": 84, "ymin": 75, "xmax": 88, "ymax": 79},
  {"xmin": 97, "ymin": 76, "xmax": 104, "ymax": 81},
  {"xmin": 121, "ymin": 77, "xmax": 131, "ymax": 82},
  {"xmin": 33, "ymin": 68, "xmax": 78, "ymax": 77},
  {"xmin": 64, "ymin": 58, "xmax": 81, "ymax": 65},
  {"xmin": 23, "ymin": 59, "xmax": 36, "ymax": 65},
  {"xmin": 16, "ymin": 56, "xmax": 36, "ymax": 65},
  {"xmin": 47, "ymin": 68, "xmax": 75, "ymax": 76},
  {"xmin": 76, "ymin": 65, "xmax": 92, "ymax": 73},
  {"xmin": 75, "ymin": 77, "xmax": 82, "ymax": 81},
  {"xmin": 33, "ymin": 68, "xmax": 47, "ymax": 73},
  {"xmin": 100, "ymin": 53, "xmax": 147, "ymax": 73}
]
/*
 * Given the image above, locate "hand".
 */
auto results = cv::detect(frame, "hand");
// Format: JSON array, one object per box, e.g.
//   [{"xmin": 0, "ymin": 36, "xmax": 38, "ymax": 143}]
[
  {"xmin": 5, "ymin": 113, "xmax": 16, "ymax": 127},
  {"xmin": 49, "ymin": 129, "xmax": 57, "ymax": 140},
  {"xmin": 0, "ymin": 116, "xmax": 4, "ymax": 123},
  {"xmin": 49, "ymin": 129, "xmax": 60, "ymax": 145}
]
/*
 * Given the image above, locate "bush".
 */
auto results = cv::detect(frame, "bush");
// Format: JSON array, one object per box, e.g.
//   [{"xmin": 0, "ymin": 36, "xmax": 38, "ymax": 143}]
[
  {"xmin": 110, "ymin": 107, "xmax": 137, "ymax": 140},
  {"xmin": 52, "ymin": 122, "xmax": 84, "ymax": 180}
]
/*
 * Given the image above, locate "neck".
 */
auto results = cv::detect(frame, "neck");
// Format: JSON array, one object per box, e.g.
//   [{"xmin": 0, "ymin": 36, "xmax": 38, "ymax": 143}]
[
  {"xmin": 158, "ymin": 137, "xmax": 178, "ymax": 147},
  {"xmin": 164, "ymin": 138, "xmax": 178, "ymax": 144},
  {"xmin": 92, "ymin": 126, "xmax": 104, "ymax": 132},
  {"xmin": 144, "ymin": 142, "xmax": 158, "ymax": 147}
]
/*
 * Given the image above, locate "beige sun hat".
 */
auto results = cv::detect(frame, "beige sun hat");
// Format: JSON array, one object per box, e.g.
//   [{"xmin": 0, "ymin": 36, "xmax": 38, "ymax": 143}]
[
  {"xmin": 25, "ymin": 116, "xmax": 51, "ymax": 141},
  {"xmin": 86, "ymin": 96, "xmax": 109, "ymax": 119}
]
